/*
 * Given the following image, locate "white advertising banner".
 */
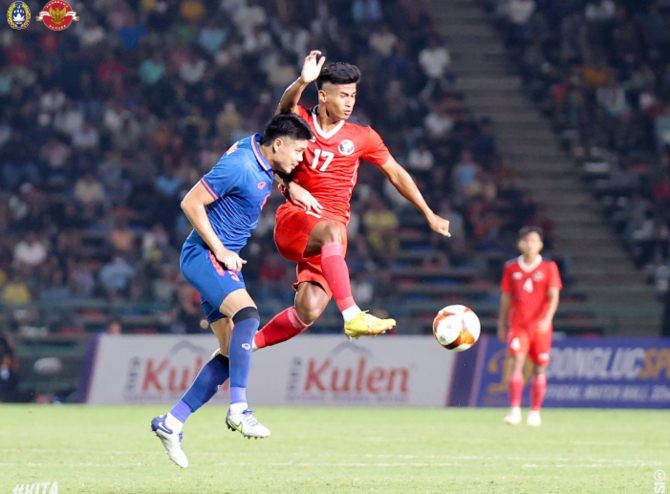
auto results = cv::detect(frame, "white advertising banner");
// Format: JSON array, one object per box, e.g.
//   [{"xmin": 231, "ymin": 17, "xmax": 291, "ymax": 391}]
[{"xmin": 85, "ymin": 335, "xmax": 456, "ymax": 407}]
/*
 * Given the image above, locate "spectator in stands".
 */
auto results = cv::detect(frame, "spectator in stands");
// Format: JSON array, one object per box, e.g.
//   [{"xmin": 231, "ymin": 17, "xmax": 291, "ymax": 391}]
[
  {"xmin": 109, "ymin": 219, "xmax": 136, "ymax": 255},
  {"xmin": 363, "ymin": 194, "xmax": 400, "ymax": 262},
  {"xmin": 1, "ymin": 271, "xmax": 31, "ymax": 305},
  {"xmin": 172, "ymin": 283, "xmax": 205, "ymax": 334},
  {"xmin": 452, "ymin": 150, "xmax": 482, "ymax": 200},
  {"xmin": 419, "ymin": 35, "xmax": 453, "ymax": 91},
  {"xmin": 352, "ymin": 0, "xmax": 383, "ymax": 25},
  {"xmin": 74, "ymin": 172, "xmax": 105, "ymax": 211},
  {"xmin": 106, "ymin": 318, "xmax": 123, "ymax": 335},
  {"xmin": 13, "ymin": 232, "xmax": 47, "ymax": 270},
  {"xmin": 68, "ymin": 259, "xmax": 95, "ymax": 299},
  {"xmin": 407, "ymin": 139, "xmax": 435, "ymax": 182},
  {"xmin": 424, "ymin": 102, "xmax": 454, "ymax": 142},
  {"xmin": 99, "ymin": 255, "xmax": 136, "ymax": 301}
]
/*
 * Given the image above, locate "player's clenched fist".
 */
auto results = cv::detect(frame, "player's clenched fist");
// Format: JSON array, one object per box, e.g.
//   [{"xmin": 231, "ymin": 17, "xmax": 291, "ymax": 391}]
[
  {"xmin": 428, "ymin": 214, "xmax": 451, "ymax": 237},
  {"xmin": 214, "ymin": 248, "xmax": 247, "ymax": 272},
  {"xmin": 300, "ymin": 50, "xmax": 326, "ymax": 84}
]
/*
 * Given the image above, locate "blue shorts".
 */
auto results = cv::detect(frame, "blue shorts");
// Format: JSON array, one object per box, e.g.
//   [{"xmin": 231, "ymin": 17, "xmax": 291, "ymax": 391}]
[{"xmin": 180, "ymin": 241, "xmax": 246, "ymax": 323}]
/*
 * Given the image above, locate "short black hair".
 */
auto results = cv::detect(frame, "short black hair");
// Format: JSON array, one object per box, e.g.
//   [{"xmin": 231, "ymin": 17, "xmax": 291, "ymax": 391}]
[
  {"xmin": 518, "ymin": 226, "xmax": 544, "ymax": 240},
  {"xmin": 316, "ymin": 62, "xmax": 361, "ymax": 90},
  {"xmin": 260, "ymin": 114, "xmax": 312, "ymax": 145}
]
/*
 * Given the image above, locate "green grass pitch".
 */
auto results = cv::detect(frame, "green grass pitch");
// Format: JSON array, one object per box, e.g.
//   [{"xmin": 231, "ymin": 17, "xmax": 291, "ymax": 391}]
[{"xmin": 0, "ymin": 406, "xmax": 668, "ymax": 493}]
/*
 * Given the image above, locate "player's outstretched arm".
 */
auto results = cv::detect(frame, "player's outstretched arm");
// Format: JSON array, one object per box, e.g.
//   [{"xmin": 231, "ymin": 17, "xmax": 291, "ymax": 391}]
[
  {"xmin": 181, "ymin": 182, "xmax": 246, "ymax": 271},
  {"xmin": 497, "ymin": 292, "xmax": 512, "ymax": 342},
  {"xmin": 379, "ymin": 157, "xmax": 451, "ymax": 237},
  {"xmin": 276, "ymin": 50, "xmax": 325, "ymax": 115}
]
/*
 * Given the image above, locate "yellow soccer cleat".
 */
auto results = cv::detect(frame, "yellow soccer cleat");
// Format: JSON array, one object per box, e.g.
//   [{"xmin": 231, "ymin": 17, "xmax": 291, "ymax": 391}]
[{"xmin": 343, "ymin": 311, "xmax": 396, "ymax": 340}]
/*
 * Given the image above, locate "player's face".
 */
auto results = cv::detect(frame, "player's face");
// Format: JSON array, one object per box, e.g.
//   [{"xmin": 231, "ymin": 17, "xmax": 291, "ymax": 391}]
[
  {"xmin": 319, "ymin": 82, "xmax": 357, "ymax": 121},
  {"xmin": 272, "ymin": 137, "xmax": 308, "ymax": 174},
  {"xmin": 518, "ymin": 232, "xmax": 543, "ymax": 257}
]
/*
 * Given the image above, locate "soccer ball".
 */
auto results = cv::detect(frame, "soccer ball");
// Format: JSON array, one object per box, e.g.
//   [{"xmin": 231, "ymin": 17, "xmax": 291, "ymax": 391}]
[{"xmin": 433, "ymin": 305, "xmax": 481, "ymax": 352}]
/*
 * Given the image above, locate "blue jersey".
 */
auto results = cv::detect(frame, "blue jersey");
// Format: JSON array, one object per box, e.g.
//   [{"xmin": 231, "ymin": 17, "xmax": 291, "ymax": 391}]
[{"xmin": 185, "ymin": 134, "xmax": 274, "ymax": 253}]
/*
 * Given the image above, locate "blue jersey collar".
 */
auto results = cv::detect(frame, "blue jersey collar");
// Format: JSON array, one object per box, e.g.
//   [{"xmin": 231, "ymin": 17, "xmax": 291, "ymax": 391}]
[{"xmin": 252, "ymin": 134, "xmax": 272, "ymax": 173}]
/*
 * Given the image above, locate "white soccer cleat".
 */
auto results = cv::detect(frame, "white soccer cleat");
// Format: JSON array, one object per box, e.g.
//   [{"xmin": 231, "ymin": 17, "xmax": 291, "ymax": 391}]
[
  {"xmin": 151, "ymin": 414, "xmax": 189, "ymax": 468},
  {"xmin": 226, "ymin": 408, "xmax": 271, "ymax": 439},
  {"xmin": 527, "ymin": 410, "xmax": 542, "ymax": 427},
  {"xmin": 504, "ymin": 407, "xmax": 522, "ymax": 425}
]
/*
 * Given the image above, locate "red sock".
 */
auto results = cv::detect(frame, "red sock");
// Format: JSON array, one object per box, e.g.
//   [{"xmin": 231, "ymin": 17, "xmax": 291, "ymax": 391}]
[
  {"xmin": 509, "ymin": 371, "xmax": 524, "ymax": 408},
  {"xmin": 320, "ymin": 242, "xmax": 356, "ymax": 312},
  {"xmin": 530, "ymin": 374, "xmax": 547, "ymax": 411},
  {"xmin": 254, "ymin": 307, "xmax": 310, "ymax": 349}
]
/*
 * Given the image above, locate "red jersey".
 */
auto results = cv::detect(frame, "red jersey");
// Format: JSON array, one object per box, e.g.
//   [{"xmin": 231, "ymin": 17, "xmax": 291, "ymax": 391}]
[
  {"xmin": 289, "ymin": 105, "xmax": 391, "ymax": 223},
  {"xmin": 501, "ymin": 256, "xmax": 562, "ymax": 331}
]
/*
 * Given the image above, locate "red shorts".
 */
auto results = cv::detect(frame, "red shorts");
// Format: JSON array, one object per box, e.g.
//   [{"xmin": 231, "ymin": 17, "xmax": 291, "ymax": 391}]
[
  {"xmin": 274, "ymin": 203, "xmax": 348, "ymax": 299},
  {"xmin": 507, "ymin": 327, "xmax": 552, "ymax": 366}
]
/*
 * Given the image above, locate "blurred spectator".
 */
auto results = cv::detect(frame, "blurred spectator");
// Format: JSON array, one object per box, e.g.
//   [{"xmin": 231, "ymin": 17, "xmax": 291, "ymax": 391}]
[
  {"xmin": 173, "ymin": 283, "xmax": 205, "ymax": 334},
  {"xmin": 1, "ymin": 271, "xmax": 31, "ymax": 305},
  {"xmin": 106, "ymin": 318, "xmax": 123, "ymax": 335},
  {"xmin": 363, "ymin": 194, "xmax": 400, "ymax": 261},
  {"xmin": 352, "ymin": 0, "xmax": 383, "ymax": 25},
  {"xmin": 110, "ymin": 219, "xmax": 136, "ymax": 254},
  {"xmin": 407, "ymin": 139, "xmax": 435, "ymax": 180},
  {"xmin": 13, "ymin": 232, "xmax": 47, "ymax": 270},
  {"xmin": 351, "ymin": 271, "xmax": 374, "ymax": 305},
  {"xmin": 99, "ymin": 256, "xmax": 136, "ymax": 300},
  {"xmin": 419, "ymin": 35, "xmax": 453, "ymax": 90},
  {"xmin": 74, "ymin": 172, "xmax": 105, "ymax": 208}
]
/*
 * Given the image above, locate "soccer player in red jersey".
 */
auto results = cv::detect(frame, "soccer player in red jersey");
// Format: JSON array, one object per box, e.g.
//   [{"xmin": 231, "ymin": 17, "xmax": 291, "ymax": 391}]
[
  {"xmin": 253, "ymin": 51, "xmax": 452, "ymax": 344},
  {"xmin": 498, "ymin": 227, "xmax": 562, "ymax": 426}
]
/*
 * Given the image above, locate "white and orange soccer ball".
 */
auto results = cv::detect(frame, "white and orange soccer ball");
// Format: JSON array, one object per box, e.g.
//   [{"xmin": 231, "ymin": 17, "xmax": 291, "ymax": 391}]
[{"xmin": 433, "ymin": 304, "xmax": 481, "ymax": 352}]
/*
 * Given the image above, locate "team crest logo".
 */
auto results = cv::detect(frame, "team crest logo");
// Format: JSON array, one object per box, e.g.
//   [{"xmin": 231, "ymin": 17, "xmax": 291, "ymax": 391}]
[
  {"xmin": 7, "ymin": 2, "xmax": 30, "ymax": 30},
  {"xmin": 37, "ymin": 0, "xmax": 79, "ymax": 31},
  {"xmin": 338, "ymin": 139, "xmax": 355, "ymax": 156},
  {"xmin": 533, "ymin": 272, "xmax": 545, "ymax": 281}
]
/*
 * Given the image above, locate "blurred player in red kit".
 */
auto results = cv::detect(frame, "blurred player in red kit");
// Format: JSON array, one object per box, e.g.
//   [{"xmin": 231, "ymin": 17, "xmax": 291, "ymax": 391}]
[
  {"xmin": 497, "ymin": 227, "xmax": 562, "ymax": 427},
  {"xmin": 252, "ymin": 51, "xmax": 452, "ymax": 345}
]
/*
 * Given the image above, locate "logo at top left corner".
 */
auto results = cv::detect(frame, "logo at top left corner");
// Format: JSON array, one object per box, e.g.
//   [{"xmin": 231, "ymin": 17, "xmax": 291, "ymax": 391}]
[{"xmin": 7, "ymin": 2, "xmax": 31, "ymax": 30}]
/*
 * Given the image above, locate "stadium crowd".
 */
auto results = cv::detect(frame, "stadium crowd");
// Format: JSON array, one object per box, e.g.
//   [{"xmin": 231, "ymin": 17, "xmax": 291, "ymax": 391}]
[
  {"xmin": 492, "ymin": 0, "xmax": 670, "ymax": 293},
  {"xmin": 0, "ymin": 0, "xmax": 544, "ymax": 334}
]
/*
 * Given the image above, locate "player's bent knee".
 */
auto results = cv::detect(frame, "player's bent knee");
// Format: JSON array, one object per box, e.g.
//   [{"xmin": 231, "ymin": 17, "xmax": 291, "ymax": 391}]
[
  {"xmin": 295, "ymin": 305, "xmax": 324, "ymax": 325},
  {"xmin": 232, "ymin": 306, "xmax": 260, "ymax": 324}
]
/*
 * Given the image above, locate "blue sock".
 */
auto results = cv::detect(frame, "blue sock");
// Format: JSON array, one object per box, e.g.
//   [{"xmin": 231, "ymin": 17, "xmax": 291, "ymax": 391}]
[
  {"xmin": 229, "ymin": 307, "xmax": 259, "ymax": 410},
  {"xmin": 170, "ymin": 354, "xmax": 229, "ymax": 423}
]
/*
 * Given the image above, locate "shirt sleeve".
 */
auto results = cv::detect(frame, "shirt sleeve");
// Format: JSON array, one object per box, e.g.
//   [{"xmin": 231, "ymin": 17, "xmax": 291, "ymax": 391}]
[
  {"xmin": 362, "ymin": 127, "xmax": 391, "ymax": 166},
  {"xmin": 501, "ymin": 265, "xmax": 512, "ymax": 293},
  {"xmin": 549, "ymin": 261, "xmax": 563, "ymax": 290},
  {"xmin": 297, "ymin": 105, "xmax": 310, "ymax": 121},
  {"xmin": 200, "ymin": 154, "xmax": 244, "ymax": 200}
]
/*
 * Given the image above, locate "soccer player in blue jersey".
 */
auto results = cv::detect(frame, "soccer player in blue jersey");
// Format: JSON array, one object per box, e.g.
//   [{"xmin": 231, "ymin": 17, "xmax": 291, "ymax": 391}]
[{"xmin": 152, "ymin": 114, "xmax": 316, "ymax": 468}]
